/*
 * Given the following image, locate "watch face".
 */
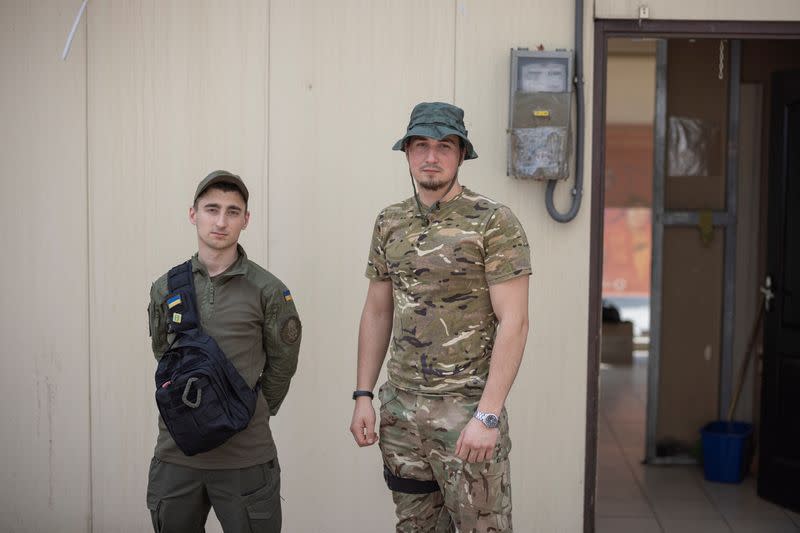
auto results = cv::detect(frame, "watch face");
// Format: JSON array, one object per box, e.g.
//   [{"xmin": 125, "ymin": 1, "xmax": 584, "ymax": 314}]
[{"xmin": 484, "ymin": 414, "xmax": 500, "ymax": 428}]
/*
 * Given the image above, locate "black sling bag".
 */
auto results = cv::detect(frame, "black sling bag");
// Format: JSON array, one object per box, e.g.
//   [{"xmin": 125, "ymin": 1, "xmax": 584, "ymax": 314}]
[{"xmin": 154, "ymin": 260, "xmax": 259, "ymax": 456}]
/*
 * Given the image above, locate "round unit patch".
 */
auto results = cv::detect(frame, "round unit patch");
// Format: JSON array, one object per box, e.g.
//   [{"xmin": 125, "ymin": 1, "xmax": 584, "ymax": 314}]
[{"xmin": 280, "ymin": 316, "xmax": 301, "ymax": 345}]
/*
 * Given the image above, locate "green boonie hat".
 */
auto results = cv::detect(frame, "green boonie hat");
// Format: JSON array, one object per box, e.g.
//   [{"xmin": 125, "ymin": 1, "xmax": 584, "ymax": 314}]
[
  {"xmin": 392, "ymin": 102, "xmax": 478, "ymax": 160},
  {"xmin": 194, "ymin": 170, "xmax": 249, "ymax": 204}
]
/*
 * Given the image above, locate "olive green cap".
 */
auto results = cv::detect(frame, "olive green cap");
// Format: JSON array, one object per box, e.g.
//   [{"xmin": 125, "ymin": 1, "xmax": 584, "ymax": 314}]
[
  {"xmin": 392, "ymin": 102, "xmax": 478, "ymax": 160},
  {"xmin": 193, "ymin": 170, "xmax": 249, "ymax": 204}
]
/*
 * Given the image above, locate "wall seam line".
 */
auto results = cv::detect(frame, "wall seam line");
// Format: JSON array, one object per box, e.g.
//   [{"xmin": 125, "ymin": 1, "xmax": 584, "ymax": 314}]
[
  {"xmin": 265, "ymin": 0, "xmax": 271, "ymax": 268},
  {"xmin": 453, "ymin": 0, "xmax": 458, "ymax": 104},
  {"xmin": 84, "ymin": 5, "xmax": 94, "ymax": 531}
]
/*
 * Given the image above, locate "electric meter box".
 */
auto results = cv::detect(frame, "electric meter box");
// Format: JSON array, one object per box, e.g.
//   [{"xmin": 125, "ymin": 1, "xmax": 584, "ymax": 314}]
[{"xmin": 507, "ymin": 49, "xmax": 574, "ymax": 180}]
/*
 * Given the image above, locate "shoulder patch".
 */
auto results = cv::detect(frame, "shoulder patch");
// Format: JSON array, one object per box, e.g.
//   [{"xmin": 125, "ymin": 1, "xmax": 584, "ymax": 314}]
[{"xmin": 280, "ymin": 316, "xmax": 301, "ymax": 345}]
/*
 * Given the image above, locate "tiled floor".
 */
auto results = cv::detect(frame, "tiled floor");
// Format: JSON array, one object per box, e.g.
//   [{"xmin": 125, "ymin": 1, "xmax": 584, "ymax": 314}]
[{"xmin": 596, "ymin": 355, "xmax": 800, "ymax": 533}]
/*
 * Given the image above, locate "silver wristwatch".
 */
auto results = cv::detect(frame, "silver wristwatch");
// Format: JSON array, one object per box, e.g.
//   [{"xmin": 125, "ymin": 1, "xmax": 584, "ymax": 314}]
[{"xmin": 473, "ymin": 410, "xmax": 500, "ymax": 429}]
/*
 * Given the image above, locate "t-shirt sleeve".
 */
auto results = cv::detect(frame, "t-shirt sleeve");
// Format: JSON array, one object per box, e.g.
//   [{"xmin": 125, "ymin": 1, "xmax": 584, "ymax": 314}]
[
  {"xmin": 483, "ymin": 206, "xmax": 532, "ymax": 285},
  {"xmin": 365, "ymin": 211, "xmax": 390, "ymax": 281}
]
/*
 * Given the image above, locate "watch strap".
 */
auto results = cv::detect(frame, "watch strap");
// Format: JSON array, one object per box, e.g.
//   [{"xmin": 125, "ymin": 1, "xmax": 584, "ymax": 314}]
[
  {"xmin": 473, "ymin": 410, "xmax": 500, "ymax": 428},
  {"xmin": 352, "ymin": 389, "xmax": 374, "ymax": 400}
]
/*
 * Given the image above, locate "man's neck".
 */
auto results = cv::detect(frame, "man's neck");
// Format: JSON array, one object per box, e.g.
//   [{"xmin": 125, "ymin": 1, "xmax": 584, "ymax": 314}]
[
  {"xmin": 417, "ymin": 180, "xmax": 463, "ymax": 208},
  {"xmin": 198, "ymin": 244, "xmax": 239, "ymax": 277}
]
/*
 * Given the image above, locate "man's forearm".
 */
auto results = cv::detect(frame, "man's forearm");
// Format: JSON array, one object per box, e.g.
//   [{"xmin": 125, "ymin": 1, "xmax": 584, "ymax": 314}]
[
  {"xmin": 262, "ymin": 363, "xmax": 297, "ymax": 415},
  {"xmin": 262, "ymin": 360, "xmax": 299, "ymax": 415},
  {"xmin": 356, "ymin": 307, "xmax": 393, "ymax": 391},
  {"xmin": 478, "ymin": 316, "xmax": 529, "ymax": 414}
]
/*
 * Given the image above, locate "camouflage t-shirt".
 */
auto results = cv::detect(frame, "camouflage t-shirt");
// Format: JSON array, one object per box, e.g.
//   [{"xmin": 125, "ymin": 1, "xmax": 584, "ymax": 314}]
[{"xmin": 365, "ymin": 186, "xmax": 531, "ymax": 396}]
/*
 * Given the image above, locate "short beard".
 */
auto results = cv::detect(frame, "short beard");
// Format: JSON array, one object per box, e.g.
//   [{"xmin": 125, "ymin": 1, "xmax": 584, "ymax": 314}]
[{"xmin": 416, "ymin": 171, "xmax": 458, "ymax": 192}]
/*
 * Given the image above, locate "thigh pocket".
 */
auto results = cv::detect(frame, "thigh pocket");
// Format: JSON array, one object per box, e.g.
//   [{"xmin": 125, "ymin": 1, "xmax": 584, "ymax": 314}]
[
  {"xmin": 244, "ymin": 465, "xmax": 282, "ymax": 532},
  {"xmin": 146, "ymin": 457, "xmax": 164, "ymax": 524},
  {"xmin": 146, "ymin": 500, "xmax": 162, "ymax": 533},
  {"xmin": 458, "ymin": 459, "xmax": 512, "ymax": 515},
  {"xmin": 146, "ymin": 457, "xmax": 176, "ymax": 532}
]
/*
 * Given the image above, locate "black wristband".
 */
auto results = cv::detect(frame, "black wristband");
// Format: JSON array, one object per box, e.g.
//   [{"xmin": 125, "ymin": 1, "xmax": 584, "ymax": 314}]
[{"xmin": 352, "ymin": 390, "xmax": 374, "ymax": 400}]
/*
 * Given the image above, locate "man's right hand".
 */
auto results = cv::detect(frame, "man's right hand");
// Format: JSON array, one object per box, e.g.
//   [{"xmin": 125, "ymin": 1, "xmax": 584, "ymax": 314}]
[{"xmin": 350, "ymin": 397, "xmax": 378, "ymax": 446}]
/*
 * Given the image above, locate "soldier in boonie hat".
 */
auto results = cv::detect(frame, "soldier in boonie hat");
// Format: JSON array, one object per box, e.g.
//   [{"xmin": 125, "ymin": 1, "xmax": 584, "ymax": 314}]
[
  {"xmin": 351, "ymin": 102, "xmax": 532, "ymax": 532},
  {"xmin": 390, "ymin": 102, "xmax": 478, "ymax": 220}
]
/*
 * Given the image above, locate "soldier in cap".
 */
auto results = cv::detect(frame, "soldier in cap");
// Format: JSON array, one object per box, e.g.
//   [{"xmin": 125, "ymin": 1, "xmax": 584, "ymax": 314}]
[
  {"xmin": 146, "ymin": 171, "xmax": 301, "ymax": 532},
  {"xmin": 350, "ymin": 103, "xmax": 531, "ymax": 532}
]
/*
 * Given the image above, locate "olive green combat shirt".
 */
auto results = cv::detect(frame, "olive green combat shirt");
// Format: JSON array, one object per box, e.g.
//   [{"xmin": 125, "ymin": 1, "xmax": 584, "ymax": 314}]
[
  {"xmin": 366, "ymin": 187, "xmax": 531, "ymax": 397},
  {"xmin": 148, "ymin": 245, "xmax": 301, "ymax": 469}
]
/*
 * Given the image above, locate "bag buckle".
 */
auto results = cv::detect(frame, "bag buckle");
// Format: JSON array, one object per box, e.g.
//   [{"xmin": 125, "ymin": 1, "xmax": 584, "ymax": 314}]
[{"xmin": 182, "ymin": 377, "xmax": 202, "ymax": 408}]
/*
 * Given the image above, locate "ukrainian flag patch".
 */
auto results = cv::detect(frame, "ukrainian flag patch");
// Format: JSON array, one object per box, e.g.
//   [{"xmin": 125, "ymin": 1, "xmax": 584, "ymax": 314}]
[
  {"xmin": 283, "ymin": 289, "xmax": 293, "ymax": 302},
  {"xmin": 167, "ymin": 294, "xmax": 182, "ymax": 309}
]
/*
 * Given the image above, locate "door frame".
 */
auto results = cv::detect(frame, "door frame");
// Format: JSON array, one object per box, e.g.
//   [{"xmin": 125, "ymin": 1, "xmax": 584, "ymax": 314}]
[{"xmin": 586, "ymin": 19, "xmax": 800, "ymax": 533}]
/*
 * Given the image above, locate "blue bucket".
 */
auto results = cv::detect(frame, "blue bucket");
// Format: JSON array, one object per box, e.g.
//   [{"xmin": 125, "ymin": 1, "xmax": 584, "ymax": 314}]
[{"xmin": 700, "ymin": 421, "xmax": 753, "ymax": 483}]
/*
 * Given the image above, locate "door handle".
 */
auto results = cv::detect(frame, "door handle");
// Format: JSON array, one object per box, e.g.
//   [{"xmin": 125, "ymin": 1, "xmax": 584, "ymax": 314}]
[{"xmin": 761, "ymin": 275, "xmax": 775, "ymax": 312}]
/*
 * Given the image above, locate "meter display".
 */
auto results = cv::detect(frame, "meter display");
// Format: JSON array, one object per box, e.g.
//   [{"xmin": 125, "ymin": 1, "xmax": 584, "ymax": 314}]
[
  {"xmin": 508, "ymin": 49, "xmax": 574, "ymax": 180},
  {"xmin": 518, "ymin": 59, "xmax": 568, "ymax": 93}
]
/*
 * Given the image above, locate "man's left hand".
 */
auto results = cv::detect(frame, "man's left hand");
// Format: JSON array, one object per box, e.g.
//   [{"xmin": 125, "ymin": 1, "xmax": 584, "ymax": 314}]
[{"xmin": 455, "ymin": 418, "xmax": 499, "ymax": 463}]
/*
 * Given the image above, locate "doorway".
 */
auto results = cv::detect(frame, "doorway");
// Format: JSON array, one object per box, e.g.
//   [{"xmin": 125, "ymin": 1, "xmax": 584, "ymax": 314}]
[{"xmin": 586, "ymin": 20, "xmax": 800, "ymax": 533}]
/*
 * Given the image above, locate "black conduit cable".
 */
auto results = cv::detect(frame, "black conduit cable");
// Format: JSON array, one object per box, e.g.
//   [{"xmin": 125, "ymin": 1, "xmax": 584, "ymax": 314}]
[{"xmin": 546, "ymin": 0, "xmax": 585, "ymax": 223}]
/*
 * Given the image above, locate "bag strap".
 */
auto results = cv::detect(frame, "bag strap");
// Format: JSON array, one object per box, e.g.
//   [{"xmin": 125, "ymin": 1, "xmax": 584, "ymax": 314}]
[
  {"xmin": 165, "ymin": 259, "xmax": 262, "ymax": 394},
  {"xmin": 166, "ymin": 260, "xmax": 202, "ymax": 335}
]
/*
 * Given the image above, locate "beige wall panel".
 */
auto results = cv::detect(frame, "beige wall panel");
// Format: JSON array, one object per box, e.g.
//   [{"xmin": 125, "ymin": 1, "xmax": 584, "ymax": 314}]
[
  {"xmin": 0, "ymin": 1, "xmax": 90, "ymax": 531},
  {"xmin": 88, "ymin": 2, "xmax": 267, "ymax": 530},
  {"xmin": 455, "ymin": 1, "xmax": 593, "ymax": 530},
  {"xmin": 607, "ymin": 53, "xmax": 656, "ymax": 124},
  {"xmin": 596, "ymin": 0, "xmax": 800, "ymax": 20},
  {"xmin": 267, "ymin": 1, "xmax": 456, "ymax": 530}
]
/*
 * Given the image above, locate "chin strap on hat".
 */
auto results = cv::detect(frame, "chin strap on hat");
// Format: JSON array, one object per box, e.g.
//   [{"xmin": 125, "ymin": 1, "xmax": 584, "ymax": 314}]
[{"xmin": 408, "ymin": 172, "xmax": 459, "ymax": 226}]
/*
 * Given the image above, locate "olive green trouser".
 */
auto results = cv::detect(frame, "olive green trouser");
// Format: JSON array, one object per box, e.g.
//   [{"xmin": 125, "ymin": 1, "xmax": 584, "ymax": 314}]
[{"xmin": 146, "ymin": 456, "xmax": 281, "ymax": 533}]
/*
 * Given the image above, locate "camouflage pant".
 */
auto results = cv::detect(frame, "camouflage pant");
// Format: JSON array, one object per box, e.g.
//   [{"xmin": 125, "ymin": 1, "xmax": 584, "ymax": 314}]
[{"xmin": 378, "ymin": 381, "xmax": 513, "ymax": 533}]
